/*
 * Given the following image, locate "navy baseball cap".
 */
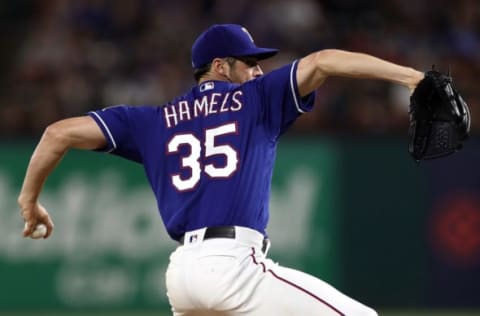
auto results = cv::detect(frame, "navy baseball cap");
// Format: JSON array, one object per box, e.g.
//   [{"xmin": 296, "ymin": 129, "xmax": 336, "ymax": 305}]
[{"xmin": 191, "ymin": 24, "xmax": 279, "ymax": 69}]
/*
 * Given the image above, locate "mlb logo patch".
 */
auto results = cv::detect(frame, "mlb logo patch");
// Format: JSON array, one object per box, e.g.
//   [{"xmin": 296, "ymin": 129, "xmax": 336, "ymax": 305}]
[{"xmin": 200, "ymin": 82, "xmax": 214, "ymax": 92}]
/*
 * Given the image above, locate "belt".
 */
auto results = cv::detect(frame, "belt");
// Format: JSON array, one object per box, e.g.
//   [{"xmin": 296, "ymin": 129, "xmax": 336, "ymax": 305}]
[{"xmin": 179, "ymin": 226, "xmax": 270, "ymax": 254}]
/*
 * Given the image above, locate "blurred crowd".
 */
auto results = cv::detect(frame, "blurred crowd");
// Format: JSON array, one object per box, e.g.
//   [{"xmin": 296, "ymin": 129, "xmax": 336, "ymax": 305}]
[{"xmin": 0, "ymin": 0, "xmax": 479, "ymax": 138}]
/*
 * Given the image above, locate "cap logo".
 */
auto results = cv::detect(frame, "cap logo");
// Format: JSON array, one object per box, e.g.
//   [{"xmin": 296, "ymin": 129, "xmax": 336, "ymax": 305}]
[{"xmin": 241, "ymin": 27, "xmax": 254, "ymax": 43}]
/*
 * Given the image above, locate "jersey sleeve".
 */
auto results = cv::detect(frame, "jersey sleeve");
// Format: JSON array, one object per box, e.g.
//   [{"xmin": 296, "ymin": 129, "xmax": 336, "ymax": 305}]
[
  {"xmin": 88, "ymin": 105, "xmax": 156, "ymax": 163},
  {"xmin": 252, "ymin": 60, "xmax": 316, "ymax": 139}
]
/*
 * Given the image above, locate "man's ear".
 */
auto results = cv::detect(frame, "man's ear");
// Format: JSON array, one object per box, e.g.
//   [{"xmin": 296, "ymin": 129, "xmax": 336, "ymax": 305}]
[{"xmin": 212, "ymin": 58, "xmax": 227, "ymax": 75}]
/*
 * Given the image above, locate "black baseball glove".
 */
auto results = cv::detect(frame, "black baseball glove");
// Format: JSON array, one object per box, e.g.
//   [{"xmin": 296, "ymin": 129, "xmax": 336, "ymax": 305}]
[{"xmin": 408, "ymin": 69, "xmax": 470, "ymax": 161}]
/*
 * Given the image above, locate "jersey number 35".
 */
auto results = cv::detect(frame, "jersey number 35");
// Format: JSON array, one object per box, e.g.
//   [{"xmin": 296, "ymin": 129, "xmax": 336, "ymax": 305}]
[{"xmin": 166, "ymin": 122, "xmax": 239, "ymax": 192}]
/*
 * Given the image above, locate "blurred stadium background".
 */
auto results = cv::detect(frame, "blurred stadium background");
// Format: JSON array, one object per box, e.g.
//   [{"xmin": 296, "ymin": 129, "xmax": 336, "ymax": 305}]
[{"xmin": 0, "ymin": 0, "xmax": 479, "ymax": 315}]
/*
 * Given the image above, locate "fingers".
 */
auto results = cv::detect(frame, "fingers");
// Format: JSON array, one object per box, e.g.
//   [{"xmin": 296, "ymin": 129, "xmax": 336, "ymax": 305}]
[
  {"xmin": 43, "ymin": 217, "xmax": 54, "ymax": 239},
  {"xmin": 21, "ymin": 210, "xmax": 36, "ymax": 237},
  {"xmin": 22, "ymin": 220, "xmax": 36, "ymax": 237},
  {"xmin": 22, "ymin": 217, "xmax": 54, "ymax": 239},
  {"xmin": 20, "ymin": 204, "xmax": 54, "ymax": 239}
]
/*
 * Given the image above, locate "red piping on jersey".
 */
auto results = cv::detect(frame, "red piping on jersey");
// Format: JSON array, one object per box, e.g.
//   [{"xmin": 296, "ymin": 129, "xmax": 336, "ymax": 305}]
[{"xmin": 249, "ymin": 247, "xmax": 345, "ymax": 316}]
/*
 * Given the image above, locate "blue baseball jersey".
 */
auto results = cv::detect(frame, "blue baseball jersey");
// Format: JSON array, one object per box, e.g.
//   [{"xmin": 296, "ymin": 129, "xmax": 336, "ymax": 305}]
[{"xmin": 88, "ymin": 60, "xmax": 315, "ymax": 241}]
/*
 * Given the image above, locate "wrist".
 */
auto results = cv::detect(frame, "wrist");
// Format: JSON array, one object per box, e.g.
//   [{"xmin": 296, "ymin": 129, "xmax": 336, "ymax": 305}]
[
  {"xmin": 17, "ymin": 194, "xmax": 38, "ymax": 207},
  {"xmin": 407, "ymin": 69, "xmax": 425, "ymax": 93}
]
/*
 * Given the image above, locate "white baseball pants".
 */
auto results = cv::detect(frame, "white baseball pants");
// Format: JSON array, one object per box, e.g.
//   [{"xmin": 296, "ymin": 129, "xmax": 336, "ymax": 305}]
[{"xmin": 166, "ymin": 226, "xmax": 378, "ymax": 316}]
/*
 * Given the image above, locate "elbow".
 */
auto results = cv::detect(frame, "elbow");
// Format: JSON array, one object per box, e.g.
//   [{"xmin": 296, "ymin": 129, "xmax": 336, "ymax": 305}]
[
  {"xmin": 43, "ymin": 123, "xmax": 63, "ymax": 142},
  {"xmin": 42, "ymin": 122, "xmax": 70, "ymax": 150}
]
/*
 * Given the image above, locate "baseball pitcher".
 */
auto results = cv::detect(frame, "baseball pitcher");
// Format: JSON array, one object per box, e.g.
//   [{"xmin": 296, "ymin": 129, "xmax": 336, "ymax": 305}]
[{"xmin": 19, "ymin": 24, "xmax": 468, "ymax": 315}]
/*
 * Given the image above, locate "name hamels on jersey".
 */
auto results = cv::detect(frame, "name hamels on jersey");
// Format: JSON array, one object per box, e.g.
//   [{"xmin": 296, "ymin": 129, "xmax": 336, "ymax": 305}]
[{"xmin": 163, "ymin": 90, "xmax": 244, "ymax": 128}]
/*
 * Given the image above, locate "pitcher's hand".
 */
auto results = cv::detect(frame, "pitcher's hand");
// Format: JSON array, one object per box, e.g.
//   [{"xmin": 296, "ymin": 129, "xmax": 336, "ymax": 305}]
[{"xmin": 19, "ymin": 201, "xmax": 54, "ymax": 239}]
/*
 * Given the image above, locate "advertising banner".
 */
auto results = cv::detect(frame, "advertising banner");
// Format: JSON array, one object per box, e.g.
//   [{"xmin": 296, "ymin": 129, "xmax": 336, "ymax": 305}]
[{"xmin": 0, "ymin": 141, "xmax": 340, "ymax": 311}]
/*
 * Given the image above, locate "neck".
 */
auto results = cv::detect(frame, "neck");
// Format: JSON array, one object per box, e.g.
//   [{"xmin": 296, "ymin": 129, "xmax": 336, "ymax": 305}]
[{"xmin": 198, "ymin": 72, "xmax": 231, "ymax": 84}]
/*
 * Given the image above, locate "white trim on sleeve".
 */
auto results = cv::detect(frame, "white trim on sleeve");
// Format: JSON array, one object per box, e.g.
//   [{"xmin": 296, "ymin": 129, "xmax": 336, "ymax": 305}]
[
  {"xmin": 289, "ymin": 60, "xmax": 305, "ymax": 113},
  {"xmin": 89, "ymin": 111, "xmax": 117, "ymax": 152}
]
